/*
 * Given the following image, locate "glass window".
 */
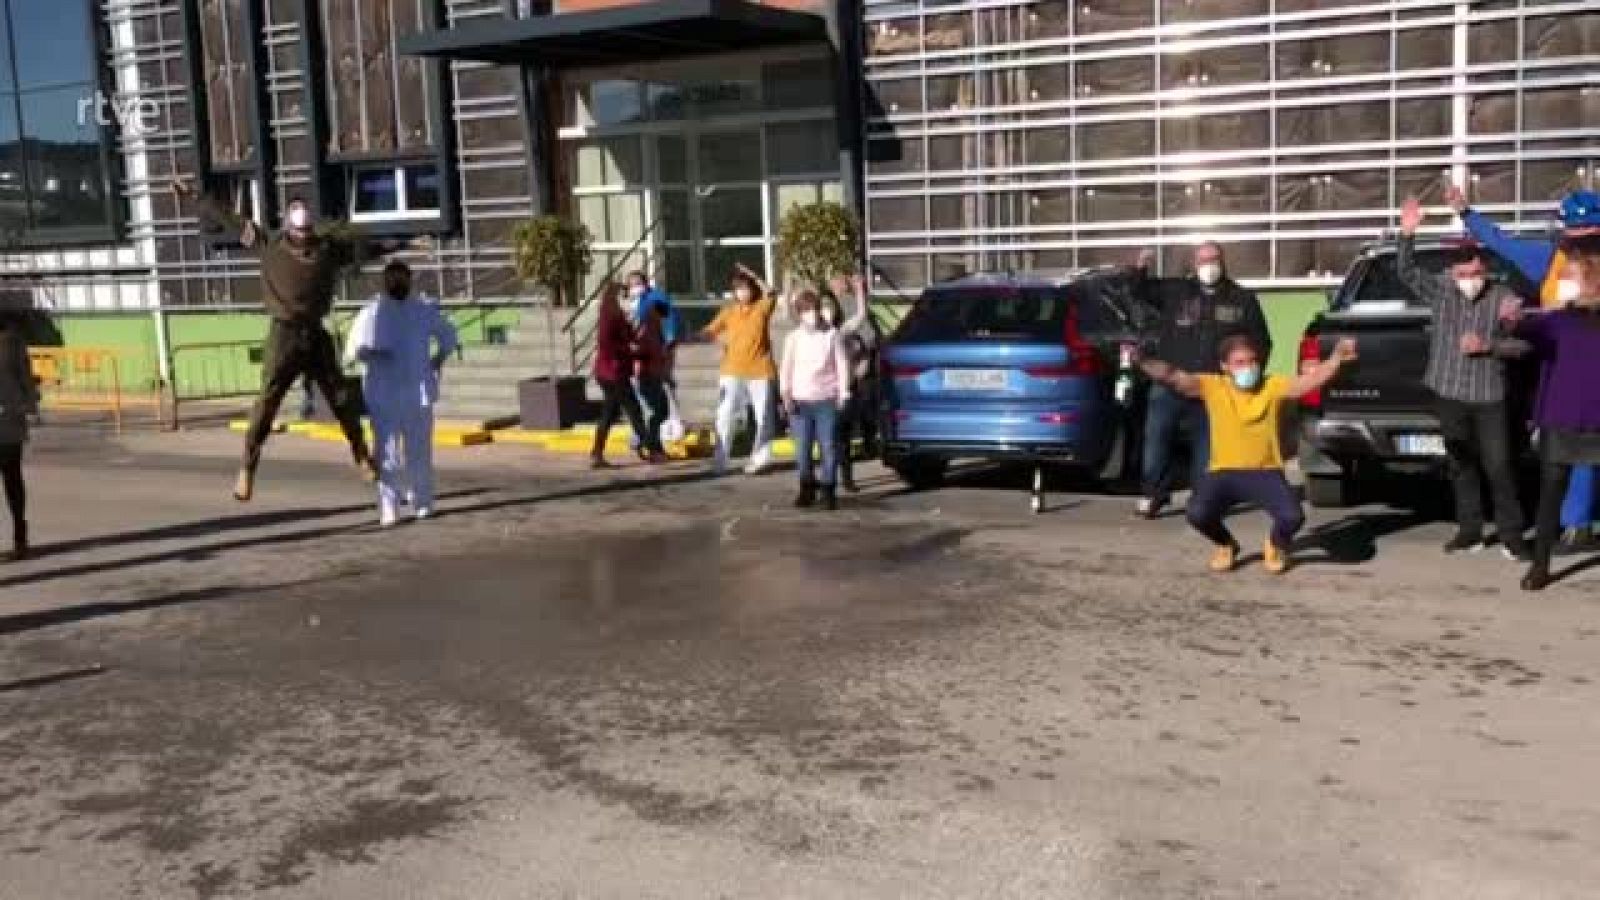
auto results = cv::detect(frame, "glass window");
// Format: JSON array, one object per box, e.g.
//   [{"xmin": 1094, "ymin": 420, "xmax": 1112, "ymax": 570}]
[
  {"xmin": 583, "ymin": 80, "xmax": 643, "ymax": 127},
  {"xmin": 688, "ymin": 76, "xmax": 760, "ymax": 118},
  {"xmin": 927, "ymin": 74, "xmax": 975, "ymax": 111},
  {"xmin": 871, "ymin": 195, "xmax": 926, "ymax": 232},
  {"xmin": 1162, "ymin": 111, "xmax": 1268, "ymax": 154},
  {"xmin": 321, "ymin": 0, "xmax": 436, "ymax": 155},
  {"xmin": 1522, "ymin": 160, "xmax": 1589, "ymax": 205},
  {"xmin": 1162, "ymin": 176, "xmax": 1269, "ymax": 217},
  {"xmin": 1164, "ymin": 45, "xmax": 1269, "ymax": 90},
  {"xmin": 21, "ymin": 87, "xmax": 104, "ymax": 230},
  {"xmin": 573, "ymin": 137, "xmax": 642, "ymax": 187},
  {"xmin": 659, "ymin": 188, "xmax": 691, "ymax": 242},
  {"xmin": 1279, "ymin": 101, "xmax": 1390, "ymax": 146},
  {"xmin": 1277, "ymin": 32, "xmax": 1391, "ymax": 80},
  {"xmin": 897, "ymin": 286, "xmax": 1071, "ymax": 344},
  {"xmin": 1468, "ymin": 16, "xmax": 1519, "ymax": 67},
  {"xmin": 1076, "ymin": 57, "xmax": 1154, "ymax": 98},
  {"xmin": 767, "ymin": 121, "xmax": 837, "ymax": 176},
  {"xmin": 1469, "ymin": 161, "xmax": 1515, "ymax": 206},
  {"xmin": 1397, "ymin": 26, "xmax": 1452, "ymax": 69},
  {"xmin": 698, "ymin": 129, "xmax": 761, "ymax": 182},
  {"xmin": 1023, "ymin": 128, "xmax": 1068, "ymax": 166},
  {"xmin": 1079, "ymin": 183, "xmax": 1156, "ymax": 223},
  {"xmin": 1076, "ymin": 121, "xmax": 1154, "ymax": 162},
  {"xmin": 350, "ymin": 162, "xmax": 440, "ymax": 221},
  {"xmin": 928, "ymin": 134, "xmax": 978, "ymax": 172},
  {"xmin": 664, "ymin": 247, "xmax": 693, "ymax": 295},
  {"xmin": 1524, "ymin": 86, "xmax": 1598, "ymax": 132},
  {"xmin": 656, "ymin": 135, "xmax": 687, "ymax": 184},
  {"xmin": 1396, "ymin": 97, "xmax": 1451, "ymax": 139},
  {"xmin": 869, "ymin": 78, "xmax": 923, "ymax": 116},
  {"xmin": 1469, "ymin": 92, "xmax": 1516, "ymax": 135},
  {"xmin": 646, "ymin": 81, "xmax": 686, "ymax": 121},
  {"xmin": 1023, "ymin": 1, "xmax": 1070, "ymax": 39},
  {"xmin": 763, "ymin": 58, "xmax": 833, "ymax": 110},
  {"xmin": 867, "ymin": 18, "xmax": 922, "ymax": 57},
  {"xmin": 700, "ymin": 186, "xmax": 762, "ymax": 240},
  {"xmin": 872, "ymin": 254, "xmax": 927, "ymax": 293},
  {"xmin": 404, "ymin": 164, "xmax": 440, "ymax": 210},
  {"xmin": 705, "ymin": 246, "xmax": 766, "ymax": 290},
  {"xmin": 1075, "ymin": 0, "xmax": 1154, "ymax": 35},
  {"xmin": 1275, "ymin": 171, "xmax": 1387, "ymax": 213},
  {"xmin": 1524, "ymin": 13, "xmax": 1599, "ymax": 60},
  {"xmin": 923, "ymin": 13, "xmax": 973, "ymax": 51},
  {"xmin": 868, "ymin": 136, "xmax": 925, "ymax": 175},
  {"xmin": 929, "ymin": 192, "xmax": 979, "ymax": 230},
  {"xmin": 1395, "ymin": 166, "xmax": 1452, "ymax": 206},
  {"xmin": 1026, "ymin": 188, "xmax": 1072, "ymax": 225},
  {"xmin": 1022, "ymin": 64, "xmax": 1069, "ymax": 104},
  {"xmin": 1162, "ymin": 0, "xmax": 1269, "ymax": 24}
]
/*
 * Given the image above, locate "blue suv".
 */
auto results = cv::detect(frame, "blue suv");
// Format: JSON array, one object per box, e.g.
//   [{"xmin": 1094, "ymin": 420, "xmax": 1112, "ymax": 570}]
[{"xmin": 879, "ymin": 269, "xmax": 1150, "ymax": 496}]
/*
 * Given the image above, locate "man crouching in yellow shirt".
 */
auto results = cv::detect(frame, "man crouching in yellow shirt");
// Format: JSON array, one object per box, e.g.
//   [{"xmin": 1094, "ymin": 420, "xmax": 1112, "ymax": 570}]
[{"xmin": 1140, "ymin": 334, "xmax": 1357, "ymax": 574}]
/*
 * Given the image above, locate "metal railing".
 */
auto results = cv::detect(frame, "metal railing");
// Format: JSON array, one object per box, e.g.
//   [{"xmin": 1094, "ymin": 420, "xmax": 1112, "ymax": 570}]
[
  {"xmin": 560, "ymin": 219, "xmax": 665, "ymax": 375},
  {"xmin": 167, "ymin": 340, "xmax": 265, "ymax": 426},
  {"xmin": 29, "ymin": 347, "xmax": 168, "ymax": 433}
]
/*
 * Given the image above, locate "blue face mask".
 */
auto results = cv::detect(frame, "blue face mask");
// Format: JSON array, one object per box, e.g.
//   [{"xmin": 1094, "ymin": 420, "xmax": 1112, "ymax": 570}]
[{"xmin": 1230, "ymin": 365, "xmax": 1262, "ymax": 390}]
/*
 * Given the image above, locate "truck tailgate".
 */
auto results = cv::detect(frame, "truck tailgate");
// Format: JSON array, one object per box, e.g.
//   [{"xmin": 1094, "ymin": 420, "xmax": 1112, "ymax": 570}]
[{"xmin": 1313, "ymin": 309, "xmax": 1434, "ymax": 413}]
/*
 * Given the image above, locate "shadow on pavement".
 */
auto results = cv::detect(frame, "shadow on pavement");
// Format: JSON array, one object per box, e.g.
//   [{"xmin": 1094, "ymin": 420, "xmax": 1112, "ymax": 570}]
[
  {"xmin": 1294, "ymin": 510, "xmax": 1438, "ymax": 565},
  {"xmin": 0, "ymin": 583, "xmax": 295, "ymax": 636},
  {"xmin": 0, "ymin": 665, "xmax": 107, "ymax": 694}
]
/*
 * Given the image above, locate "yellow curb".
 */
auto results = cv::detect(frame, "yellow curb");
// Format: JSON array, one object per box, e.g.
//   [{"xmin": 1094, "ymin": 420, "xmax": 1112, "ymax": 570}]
[
  {"xmin": 492, "ymin": 428, "xmax": 559, "ymax": 447},
  {"xmin": 434, "ymin": 429, "xmax": 493, "ymax": 447},
  {"xmin": 228, "ymin": 419, "xmax": 287, "ymax": 434},
  {"xmin": 285, "ymin": 421, "xmax": 322, "ymax": 434}
]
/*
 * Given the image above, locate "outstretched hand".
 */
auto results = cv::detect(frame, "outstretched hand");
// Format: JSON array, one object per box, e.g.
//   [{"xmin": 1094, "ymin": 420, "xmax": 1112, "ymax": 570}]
[
  {"xmin": 1445, "ymin": 185, "xmax": 1467, "ymax": 214},
  {"xmin": 1498, "ymin": 295, "xmax": 1525, "ymax": 322},
  {"xmin": 1332, "ymin": 338, "xmax": 1358, "ymax": 363},
  {"xmin": 1399, "ymin": 197, "xmax": 1424, "ymax": 236}
]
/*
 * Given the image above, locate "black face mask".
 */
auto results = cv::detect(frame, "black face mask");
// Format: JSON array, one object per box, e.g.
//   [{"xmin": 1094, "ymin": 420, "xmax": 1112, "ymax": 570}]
[{"xmin": 386, "ymin": 282, "xmax": 411, "ymax": 299}]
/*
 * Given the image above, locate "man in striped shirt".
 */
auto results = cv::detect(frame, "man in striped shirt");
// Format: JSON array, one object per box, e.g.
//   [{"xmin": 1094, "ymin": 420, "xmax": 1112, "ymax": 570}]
[{"xmin": 1397, "ymin": 197, "xmax": 1530, "ymax": 560}]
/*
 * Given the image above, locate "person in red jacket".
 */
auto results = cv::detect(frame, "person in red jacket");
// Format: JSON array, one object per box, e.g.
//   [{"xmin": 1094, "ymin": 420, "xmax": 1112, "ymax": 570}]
[
  {"xmin": 590, "ymin": 283, "xmax": 665, "ymax": 468},
  {"xmin": 633, "ymin": 302, "xmax": 672, "ymax": 457}
]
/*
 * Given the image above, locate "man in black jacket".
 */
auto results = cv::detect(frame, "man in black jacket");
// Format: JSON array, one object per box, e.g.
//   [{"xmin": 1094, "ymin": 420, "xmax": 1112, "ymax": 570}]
[{"xmin": 1135, "ymin": 242, "xmax": 1273, "ymax": 517}]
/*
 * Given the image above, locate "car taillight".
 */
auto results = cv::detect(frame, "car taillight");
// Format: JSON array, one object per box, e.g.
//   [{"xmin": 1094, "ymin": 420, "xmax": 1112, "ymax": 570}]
[
  {"xmin": 1036, "ymin": 411, "xmax": 1079, "ymax": 425},
  {"xmin": 1298, "ymin": 335, "xmax": 1323, "ymax": 408},
  {"xmin": 1024, "ymin": 365, "xmax": 1074, "ymax": 379},
  {"xmin": 883, "ymin": 360, "xmax": 924, "ymax": 380},
  {"xmin": 1062, "ymin": 304, "xmax": 1101, "ymax": 376}
]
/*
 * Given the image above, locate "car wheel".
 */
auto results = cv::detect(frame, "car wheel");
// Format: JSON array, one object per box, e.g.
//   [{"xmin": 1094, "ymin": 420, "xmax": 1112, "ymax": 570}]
[
  {"xmin": 890, "ymin": 457, "xmax": 947, "ymax": 491},
  {"xmin": 1305, "ymin": 473, "xmax": 1355, "ymax": 509}
]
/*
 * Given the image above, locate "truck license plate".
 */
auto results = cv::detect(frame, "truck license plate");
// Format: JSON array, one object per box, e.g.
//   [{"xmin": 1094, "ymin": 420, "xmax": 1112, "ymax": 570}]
[
  {"xmin": 943, "ymin": 369, "xmax": 1007, "ymax": 391},
  {"xmin": 1396, "ymin": 433, "xmax": 1446, "ymax": 457}
]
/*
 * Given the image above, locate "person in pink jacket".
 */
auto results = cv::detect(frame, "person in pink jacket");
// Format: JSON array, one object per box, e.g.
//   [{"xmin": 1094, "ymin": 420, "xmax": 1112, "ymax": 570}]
[{"xmin": 780, "ymin": 289, "xmax": 852, "ymax": 510}]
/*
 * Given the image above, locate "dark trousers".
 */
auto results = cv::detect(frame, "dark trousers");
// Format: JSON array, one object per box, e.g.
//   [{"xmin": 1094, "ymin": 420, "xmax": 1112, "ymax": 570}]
[
  {"xmin": 1531, "ymin": 429, "xmax": 1600, "ymax": 572},
  {"xmin": 0, "ymin": 442, "xmax": 22, "ymax": 537},
  {"xmin": 243, "ymin": 319, "xmax": 369, "ymax": 473},
  {"xmin": 1435, "ymin": 397, "xmax": 1523, "ymax": 543},
  {"xmin": 1186, "ymin": 469, "xmax": 1306, "ymax": 551},
  {"xmin": 594, "ymin": 378, "xmax": 659, "ymax": 457},
  {"xmin": 636, "ymin": 376, "xmax": 669, "ymax": 450},
  {"xmin": 1142, "ymin": 384, "xmax": 1210, "ymax": 503},
  {"xmin": 835, "ymin": 391, "xmax": 864, "ymax": 484}
]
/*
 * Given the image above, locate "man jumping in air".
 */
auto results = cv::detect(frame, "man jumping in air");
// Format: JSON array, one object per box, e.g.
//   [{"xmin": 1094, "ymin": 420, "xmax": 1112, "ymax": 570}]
[{"xmin": 175, "ymin": 178, "xmax": 376, "ymax": 502}]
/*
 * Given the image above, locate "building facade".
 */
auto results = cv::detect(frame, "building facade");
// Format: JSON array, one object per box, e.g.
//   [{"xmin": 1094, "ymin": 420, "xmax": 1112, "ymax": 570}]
[{"xmin": 0, "ymin": 0, "xmax": 1595, "ymax": 367}]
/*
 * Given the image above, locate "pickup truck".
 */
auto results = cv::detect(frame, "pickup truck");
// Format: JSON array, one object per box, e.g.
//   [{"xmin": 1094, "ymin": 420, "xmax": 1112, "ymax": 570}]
[{"xmin": 1296, "ymin": 239, "xmax": 1538, "ymax": 508}]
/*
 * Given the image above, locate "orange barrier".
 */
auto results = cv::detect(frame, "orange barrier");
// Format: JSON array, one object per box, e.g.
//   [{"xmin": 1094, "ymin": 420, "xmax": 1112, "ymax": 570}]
[{"xmin": 27, "ymin": 347, "xmax": 165, "ymax": 433}]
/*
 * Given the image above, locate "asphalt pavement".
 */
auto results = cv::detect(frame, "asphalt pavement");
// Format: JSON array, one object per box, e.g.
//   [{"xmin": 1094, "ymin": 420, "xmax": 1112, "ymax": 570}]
[{"xmin": 1, "ymin": 426, "xmax": 1597, "ymax": 899}]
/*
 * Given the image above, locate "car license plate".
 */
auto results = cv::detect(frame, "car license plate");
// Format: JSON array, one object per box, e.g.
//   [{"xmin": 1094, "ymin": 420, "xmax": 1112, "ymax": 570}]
[
  {"xmin": 1396, "ymin": 433, "xmax": 1446, "ymax": 457},
  {"xmin": 942, "ymin": 369, "xmax": 1007, "ymax": 391}
]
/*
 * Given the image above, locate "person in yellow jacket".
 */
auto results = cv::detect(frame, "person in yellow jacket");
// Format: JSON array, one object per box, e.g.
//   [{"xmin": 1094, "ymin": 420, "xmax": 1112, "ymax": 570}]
[
  {"xmin": 701, "ymin": 263, "xmax": 782, "ymax": 475},
  {"xmin": 1450, "ymin": 186, "xmax": 1600, "ymax": 551}
]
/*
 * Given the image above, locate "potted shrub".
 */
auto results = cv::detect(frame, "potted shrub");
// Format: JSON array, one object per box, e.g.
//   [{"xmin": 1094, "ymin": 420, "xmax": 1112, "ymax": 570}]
[
  {"xmin": 510, "ymin": 216, "xmax": 594, "ymax": 429},
  {"xmin": 776, "ymin": 201, "xmax": 861, "ymax": 289}
]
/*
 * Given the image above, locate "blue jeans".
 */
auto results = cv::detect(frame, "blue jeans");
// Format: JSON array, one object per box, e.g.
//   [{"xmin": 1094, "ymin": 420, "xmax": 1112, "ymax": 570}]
[
  {"xmin": 1561, "ymin": 465, "xmax": 1595, "ymax": 530},
  {"xmin": 1142, "ymin": 384, "xmax": 1210, "ymax": 503},
  {"xmin": 791, "ymin": 401, "xmax": 840, "ymax": 487}
]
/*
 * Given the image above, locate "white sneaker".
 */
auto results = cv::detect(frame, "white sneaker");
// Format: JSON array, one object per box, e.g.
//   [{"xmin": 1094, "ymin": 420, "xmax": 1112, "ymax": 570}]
[
  {"xmin": 743, "ymin": 460, "xmax": 767, "ymax": 476},
  {"xmin": 414, "ymin": 507, "xmax": 433, "ymax": 521},
  {"xmin": 1134, "ymin": 497, "xmax": 1154, "ymax": 516},
  {"xmin": 379, "ymin": 511, "xmax": 399, "ymax": 528}
]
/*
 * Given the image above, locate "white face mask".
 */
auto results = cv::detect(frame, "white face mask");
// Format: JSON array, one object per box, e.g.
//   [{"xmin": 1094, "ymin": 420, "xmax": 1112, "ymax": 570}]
[
  {"xmin": 628, "ymin": 285, "xmax": 646, "ymax": 299},
  {"xmin": 820, "ymin": 308, "xmax": 837, "ymax": 325},
  {"xmin": 1455, "ymin": 277, "xmax": 1485, "ymax": 299},
  {"xmin": 734, "ymin": 288, "xmax": 753, "ymax": 303},
  {"xmin": 1555, "ymin": 278, "xmax": 1582, "ymax": 306},
  {"xmin": 800, "ymin": 310, "xmax": 819, "ymax": 328},
  {"xmin": 1196, "ymin": 263, "xmax": 1223, "ymax": 286},
  {"xmin": 287, "ymin": 207, "xmax": 310, "ymax": 231}
]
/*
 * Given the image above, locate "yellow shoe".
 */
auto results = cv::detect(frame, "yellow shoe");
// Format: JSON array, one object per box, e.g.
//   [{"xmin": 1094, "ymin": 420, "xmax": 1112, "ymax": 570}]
[
  {"xmin": 1207, "ymin": 542, "xmax": 1239, "ymax": 573},
  {"xmin": 1263, "ymin": 539, "xmax": 1291, "ymax": 575}
]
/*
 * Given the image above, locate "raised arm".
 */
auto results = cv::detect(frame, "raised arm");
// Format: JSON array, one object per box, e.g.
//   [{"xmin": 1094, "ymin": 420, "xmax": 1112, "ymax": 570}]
[
  {"xmin": 1285, "ymin": 338, "xmax": 1357, "ymax": 398},
  {"xmin": 173, "ymin": 177, "xmax": 265, "ymax": 250},
  {"xmin": 843, "ymin": 273, "xmax": 871, "ymax": 334},
  {"xmin": 1396, "ymin": 198, "xmax": 1449, "ymax": 307},
  {"xmin": 700, "ymin": 306, "xmax": 728, "ymax": 342},
  {"xmin": 1138, "ymin": 358, "xmax": 1203, "ymax": 399},
  {"xmin": 1449, "ymin": 186, "xmax": 1557, "ymax": 283}
]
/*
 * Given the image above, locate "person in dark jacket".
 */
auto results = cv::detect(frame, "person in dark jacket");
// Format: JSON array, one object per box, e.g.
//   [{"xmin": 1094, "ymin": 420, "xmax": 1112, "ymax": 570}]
[
  {"xmin": 1134, "ymin": 242, "xmax": 1273, "ymax": 518},
  {"xmin": 0, "ymin": 303, "xmax": 38, "ymax": 560},
  {"xmin": 175, "ymin": 178, "xmax": 376, "ymax": 503},
  {"xmin": 1396, "ymin": 197, "xmax": 1529, "ymax": 559},
  {"xmin": 590, "ymin": 283, "xmax": 665, "ymax": 469}
]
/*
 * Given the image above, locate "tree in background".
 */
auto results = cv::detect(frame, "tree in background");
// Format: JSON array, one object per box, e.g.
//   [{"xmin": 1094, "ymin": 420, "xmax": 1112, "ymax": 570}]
[
  {"xmin": 776, "ymin": 202, "xmax": 861, "ymax": 290},
  {"xmin": 511, "ymin": 216, "xmax": 594, "ymax": 307}
]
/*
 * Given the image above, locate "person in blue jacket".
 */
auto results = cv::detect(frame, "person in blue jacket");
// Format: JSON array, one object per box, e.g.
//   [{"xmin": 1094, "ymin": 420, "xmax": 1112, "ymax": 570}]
[{"xmin": 1449, "ymin": 186, "xmax": 1600, "ymax": 551}]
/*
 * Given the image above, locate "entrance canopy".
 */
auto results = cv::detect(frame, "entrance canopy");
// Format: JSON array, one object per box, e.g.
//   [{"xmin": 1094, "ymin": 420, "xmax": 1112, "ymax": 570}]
[{"xmin": 398, "ymin": 0, "xmax": 830, "ymax": 67}]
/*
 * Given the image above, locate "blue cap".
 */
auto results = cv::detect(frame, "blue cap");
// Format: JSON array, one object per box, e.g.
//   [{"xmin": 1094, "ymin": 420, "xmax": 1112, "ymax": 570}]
[{"xmin": 1560, "ymin": 190, "xmax": 1600, "ymax": 228}]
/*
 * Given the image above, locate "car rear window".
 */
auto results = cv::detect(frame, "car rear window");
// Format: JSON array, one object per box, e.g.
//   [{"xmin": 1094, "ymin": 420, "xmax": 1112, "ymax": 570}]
[
  {"xmin": 895, "ymin": 287, "xmax": 1069, "ymax": 343},
  {"xmin": 1343, "ymin": 249, "xmax": 1535, "ymax": 311}
]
